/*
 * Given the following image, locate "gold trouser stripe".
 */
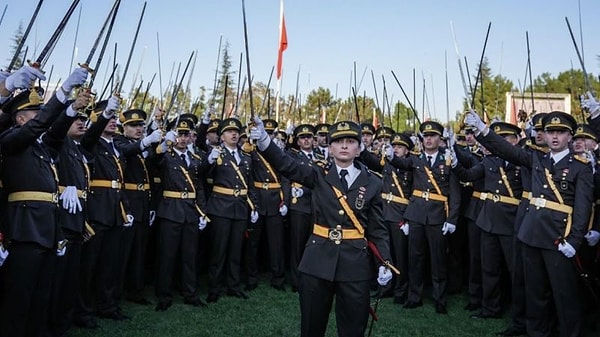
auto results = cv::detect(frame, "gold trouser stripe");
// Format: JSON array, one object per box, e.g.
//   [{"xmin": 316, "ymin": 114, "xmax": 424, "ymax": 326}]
[
  {"xmin": 163, "ymin": 191, "xmax": 196, "ymax": 199},
  {"xmin": 381, "ymin": 193, "xmax": 409, "ymax": 205},
  {"xmin": 8, "ymin": 191, "xmax": 58, "ymax": 203},
  {"xmin": 313, "ymin": 224, "xmax": 364, "ymax": 240},
  {"xmin": 253, "ymin": 182, "xmax": 282, "ymax": 190},
  {"xmin": 124, "ymin": 183, "xmax": 150, "ymax": 191}
]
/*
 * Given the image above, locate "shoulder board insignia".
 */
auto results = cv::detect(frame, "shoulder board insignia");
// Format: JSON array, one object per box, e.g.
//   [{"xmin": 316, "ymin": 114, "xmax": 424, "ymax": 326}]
[
  {"xmin": 573, "ymin": 154, "xmax": 589, "ymax": 164},
  {"xmin": 191, "ymin": 153, "xmax": 202, "ymax": 160},
  {"xmin": 369, "ymin": 170, "xmax": 383, "ymax": 179},
  {"xmin": 290, "ymin": 148, "xmax": 299, "ymax": 154},
  {"xmin": 410, "ymin": 150, "xmax": 421, "ymax": 156}
]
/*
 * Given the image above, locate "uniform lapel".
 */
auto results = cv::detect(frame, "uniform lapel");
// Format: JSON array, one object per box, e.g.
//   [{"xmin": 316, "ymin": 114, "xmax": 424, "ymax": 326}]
[{"xmin": 325, "ymin": 166, "xmax": 345, "ymax": 192}]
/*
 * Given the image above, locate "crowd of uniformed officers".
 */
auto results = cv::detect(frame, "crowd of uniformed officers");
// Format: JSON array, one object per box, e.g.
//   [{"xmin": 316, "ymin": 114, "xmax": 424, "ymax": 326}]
[{"xmin": 0, "ymin": 64, "xmax": 599, "ymax": 337}]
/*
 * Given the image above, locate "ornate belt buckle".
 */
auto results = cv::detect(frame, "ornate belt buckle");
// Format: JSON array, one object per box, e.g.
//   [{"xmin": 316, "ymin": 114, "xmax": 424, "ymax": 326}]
[
  {"xmin": 80, "ymin": 191, "xmax": 88, "ymax": 200},
  {"xmin": 111, "ymin": 180, "xmax": 119, "ymax": 189},
  {"xmin": 181, "ymin": 191, "xmax": 189, "ymax": 199},
  {"xmin": 137, "ymin": 183, "xmax": 145, "ymax": 191},
  {"xmin": 262, "ymin": 182, "xmax": 269, "ymax": 190},
  {"xmin": 329, "ymin": 225, "xmax": 343, "ymax": 245},
  {"xmin": 534, "ymin": 198, "xmax": 546, "ymax": 208},
  {"xmin": 479, "ymin": 192, "xmax": 487, "ymax": 201},
  {"xmin": 386, "ymin": 192, "xmax": 393, "ymax": 202},
  {"xmin": 52, "ymin": 193, "xmax": 59, "ymax": 203},
  {"xmin": 492, "ymin": 194, "xmax": 500, "ymax": 203},
  {"xmin": 234, "ymin": 189, "xmax": 241, "ymax": 197},
  {"xmin": 422, "ymin": 191, "xmax": 430, "ymax": 201}
]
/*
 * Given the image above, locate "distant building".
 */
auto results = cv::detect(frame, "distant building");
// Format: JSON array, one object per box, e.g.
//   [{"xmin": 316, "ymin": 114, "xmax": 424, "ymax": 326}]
[{"xmin": 505, "ymin": 92, "xmax": 571, "ymax": 127}]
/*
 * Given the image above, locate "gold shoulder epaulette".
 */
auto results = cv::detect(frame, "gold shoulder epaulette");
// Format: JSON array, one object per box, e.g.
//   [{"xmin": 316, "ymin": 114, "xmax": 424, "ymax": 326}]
[
  {"xmin": 410, "ymin": 150, "xmax": 421, "ymax": 156},
  {"xmin": 526, "ymin": 142, "xmax": 550, "ymax": 153},
  {"xmin": 369, "ymin": 170, "xmax": 383, "ymax": 179},
  {"xmin": 573, "ymin": 154, "xmax": 589, "ymax": 164},
  {"xmin": 191, "ymin": 153, "xmax": 202, "ymax": 160}
]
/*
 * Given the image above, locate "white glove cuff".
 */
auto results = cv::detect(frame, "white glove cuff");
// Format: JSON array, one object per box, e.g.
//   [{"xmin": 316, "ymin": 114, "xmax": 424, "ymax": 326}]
[
  {"xmin": 65, "ymin": 105, "xmax": 78, "ymax": 117},
  {"xmin": 56, "ymin": 89, "xmax": 68, "ymax": 104}
]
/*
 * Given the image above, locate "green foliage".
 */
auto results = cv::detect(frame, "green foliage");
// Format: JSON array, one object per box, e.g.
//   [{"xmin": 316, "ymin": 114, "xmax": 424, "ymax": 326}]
[
  {"xmin": 531, "ymin": 69, "xmax": 600, "ymax": 117},
  {"xmin": 7, "ymin": 22, "xmax": 24, "ymax": 69}
]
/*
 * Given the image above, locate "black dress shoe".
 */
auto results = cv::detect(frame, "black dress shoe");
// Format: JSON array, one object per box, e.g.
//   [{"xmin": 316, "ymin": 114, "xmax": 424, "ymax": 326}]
[
  {"xmin": 206, "ymin": 293, "xmax": 220, "ymax": 303},
  {"xmin": 435, "ymin": 303, "xmax": 448, "ymax": 314},
  {"xmin": 227, "ymin": 289, "xmax": 249, "ymax": 299},
  {"xmin": 403, "ymin": 301, "xmax": 423, "ymax": 309},
  {"xmin": 74, "ymin": 319, "xmax": 99, "ymax": 329},
  {"xmin": 244, "ymin": 283, "xmax": 258, "ymax": 291},
  {"xmin": 271, "ymin": 284, "xmax": 285, "ymax": 292},
  {"xmin": 184, "ymin": 297, "xmax": 207, "ymax": 307},
  {"xmin": 464, "ymin": 302, "xmax": 481, "ymax": 311},
  {"xmin": 393, "ymin": 294, "xmax": 407, "ymax": 305},
  {"xmin": 496, "ymin": 327, "xmax": 526, "ymax": 336},
  {"xmin": 155, "ymin": 300, "xmax": 172, "ymax": 312},
  {"xmin": 471, "ymin": 311, "xmax": 502, "ymax": 319}
]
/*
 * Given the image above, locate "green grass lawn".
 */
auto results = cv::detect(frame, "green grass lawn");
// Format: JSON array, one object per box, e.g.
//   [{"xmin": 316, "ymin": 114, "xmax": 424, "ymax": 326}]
[{"xmin": 69, "ymin": 279, "xmax": 509, "ymax": 337}]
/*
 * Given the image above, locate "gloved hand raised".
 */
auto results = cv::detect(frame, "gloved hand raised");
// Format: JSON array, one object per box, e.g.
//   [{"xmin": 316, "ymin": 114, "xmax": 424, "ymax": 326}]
[
  {"xmin": 141, "ymin": 129, "xmax": 162, "ymax": 148},
  {"xmin": 4, "ymin": 65, "xmax": 47, "ymax": 92},
  {"xmin": 581, "ymin": 92, "xmax": 600, "ymax": 119},
  {"xmin": 207, "ymin": 147, "xmax": 221, "ymax": 164},
  {"xmin": 201, "ymin": 107, "xmax": 213, "ymax": 124},
  {"xmin": 103, "ymin": 95, "xmax": 121, "ymax": 119},
  {"xmin": 62, "ymin": 67, "xmax": 89, "ymax": 93},
  {"xmin": 385, "ymin": 145, "xmax": 394, "ymax": 160},
  {"xmin": 249, "ymin": 116, "xmax": 270, "ymax": 151},
  {"xmin": 377, "ymin": 265, "xmax": 393, "ymax": 286},
  {"xmin": 464, "ymin": 110, "xmax": 486, "ymax": 133}
]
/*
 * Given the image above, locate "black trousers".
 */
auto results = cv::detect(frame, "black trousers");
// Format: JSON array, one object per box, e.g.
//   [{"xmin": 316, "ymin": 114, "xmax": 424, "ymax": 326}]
[
  {"xmin": 208, "ymin": 215, "xmax": 246, "ymax": 294},
  {"xmin": 407, "ymin": 222, "xmax": 448, "ymax": 306},
  {"xmin": 155, "ymin": 218, "xmax": 199, "ymax": 302},
  {"xmin": 0, "ymin": 242, "xmax": 54, "ymax": 337},
  {"xmin": 508, "ymin": 238, "xmax": 526, "ymax": 331},
  {"xmin": 299, "ymin": 273, "xmax": 370, "ymax": 337},
  {"xmin": 245, "ymin": 213, "xmax": 286, "ymax": 287},
  {"xmin": 289, "ymin": 211, "xmax": 313, "ymax": 289},
  {"xmin": 522, "ymin": 243, "xmax": 582, "ymax": 337},
  {"xmin": 46, "ymin": 232, "xmax": 82, "ymax": 337},
  {"xmin": 114, "ymin": 225, "xmax": 134, "ymax": 302},
  {"xmin": 386, "ymin": 220, "xmax": 408, "ymax": 298},
  {"xmin": 480, "ymin": 231, "xmax": 513, "ymax": 316},
  {"xmin": 466, "ymin": 218, "xmax": 482, "ymax": 306},
  {"xmin": 124, "ymin": 220, "xmax": 150, "ymax": 299},
  {"xmin": 75, "ymin": 224, "xmax": 122, "ymax": 322}
]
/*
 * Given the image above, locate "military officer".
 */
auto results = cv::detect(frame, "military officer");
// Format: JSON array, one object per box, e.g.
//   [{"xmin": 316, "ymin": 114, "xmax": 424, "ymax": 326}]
[
  {"xmin": 314, "ymin": 123, "xmax": 330, "ymax": 160},
  {"xmin": 360, "ymin": 123, "xmax": 375, "ymax": 150},
  {"xmin": 466, "ymin": 110, "xmax": 593, "ymax": 337},
  {"xmin": 203, "ymin": 118, "xmax": 258, "ymax": 303},
  {"xmin": 250, "ymin": 118, "xmax": 393, "ymax": 337},
  {"xmin": 386, "ymin": 121, "xmax": 462, "ymax": 314},
  {"xmin": 245, "ymin": 118, "xmax": 287, "ymax": 291}
]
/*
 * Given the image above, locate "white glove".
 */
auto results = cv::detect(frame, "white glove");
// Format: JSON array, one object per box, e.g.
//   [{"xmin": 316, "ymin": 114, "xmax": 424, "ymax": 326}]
[
  {"xmin": 385, "ymin": 145, "xmax": 394, "ymax": 160},
  {"xmin": 164, "ymin": 130, "xmax": 177, "ymax": 145},
  {"xmin": 56, "ymin": 240, "xmax": 68, "ymax": 257},
  {"xmin": 360, "ymin": 142, "xmax": 366, "ymax": 153},
  {"xmin": 149, "ymin": 210, "xmax": 156, "ymax": 226},
  {"xmin": 61, "ymin": 67, "xmax": 89, "ymax": 93},
  {"xmin": 250, "ymin": 210, "xmax": 259, "ymax": 224},
  {"xmin": 464, "ymin": 110, "xmax": 486, "ymax": 133},
  {"xmin": 291, "ymin": 187, "xmax": 304, "ymax": 198},
  {"xmin": 124, "ymin": 214, "xmax": 134, "ymax": 227},
  {"xmin": 279, "ymin": 204, "xmax": 288, "ymax": 216},
  {"xmin": 201, "ymin": 107, "xmax": 213, "ymax": 124},
  {"xmin": 285, "ymin": 124, "xmax": 294, "ymax": 135},
  {"xmin": 59, "ymin": 186, "xmax": 82, "ymax": 214},
  {"xmin": 0, "ymin": 71, "xmax": 10, "ymax": 83},
  {"xmin": 585, "ymin": 230, "xmax": 600, "ymax": 246},
  {"xmin": 445, "ymin": 128, "xmax": 455, "ymax": 149},
  {"xmin": 141, "ymin": 129, "xmax": 162, "ymax": 148},
  {"xmin": 581, "ymin": 92, "xmax": 600, "ymax": 119},
  {"xmin": 198, "ymin": 216, "xmax": 208, "ymax": 230},
  {"xmin": 102, "ymin": 95, "xmax": 121, "ymax": 119},
  {"xmin": 377, "ymin": 265, "xmax": 393, "ymax": 286},
  {"xmin": 558, "ymin": 241, "xmax": 576, "ymax": 258},
  {"xmin": 207, "ymin": 147, "xmax": 221, "ymax": 164},
  {"xmin": 4, "ymin": 65, "xmax": 47, "ymax": 92},
  {"xmin": 400, "ymin": 222, "xmax": 409, "ymax": 236},
  {"xmin": 250, "ymin": 116, "xmax": 271, "ymax": 151},
  {"xmin": 442, "ymin": 222, "xmax": 456, "ymax": 235},
  {"xmin": 0, "ymin": 244, "xmax": 8, "ymax": 267},
  {"xmin": 450, "ymin": 149, "xmax": 458, "ymax": 168}
]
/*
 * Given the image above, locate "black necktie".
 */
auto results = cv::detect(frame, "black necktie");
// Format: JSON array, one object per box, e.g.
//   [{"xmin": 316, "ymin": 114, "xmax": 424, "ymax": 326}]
[
  {"xmin": 340, "ymin": 169, "xmax": 349, "ymax": 192},
  {"xmin": 307, "ymin": 153, "xmax": 313, "ymax": 160},
  {"xmin": 427, "ymin": 155, "xmax": 433, "ymax": 167},
  {"xmin": 181, "ymin": 153, "xmax": 188, "ymax": 167}
]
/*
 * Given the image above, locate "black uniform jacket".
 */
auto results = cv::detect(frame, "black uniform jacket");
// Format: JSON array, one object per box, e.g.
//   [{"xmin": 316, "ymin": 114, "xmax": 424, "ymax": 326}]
[
  {"xmin": 261, "ymin": 142, "xmax": 390, "ymax": 282},
  {"xmin": 390, "ymin": 149, "xmax": 461, "ymax": 225},
  {"xmin": 478, "ymin": 130, "xmax": 593, "ymax": 250}
]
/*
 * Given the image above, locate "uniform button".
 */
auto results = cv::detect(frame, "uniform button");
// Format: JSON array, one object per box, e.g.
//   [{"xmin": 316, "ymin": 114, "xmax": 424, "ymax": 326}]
[
  {"xmin": 427, "ymin": 180, "xmax": 431, "ymax": 183},
  {"xmin": 498, "ymin": 181, "xmax": 502, "ymax": 184},
  {"xmin": 495, "ymin": 190, "xmax": 499, "ymax": 193},
  {"xmin": 339, "ymin": 210, "xmax": 345, "ymax": 215},
  {"xmin": 312, "ymin": 240, "xmax": 316, "ymax": 243}
]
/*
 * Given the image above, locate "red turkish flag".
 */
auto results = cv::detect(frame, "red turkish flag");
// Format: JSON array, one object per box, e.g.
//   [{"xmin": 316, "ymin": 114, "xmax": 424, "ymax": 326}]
[{"xmin": 276, "ymin": 0, "xmax": 287, "ymax": 80}]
